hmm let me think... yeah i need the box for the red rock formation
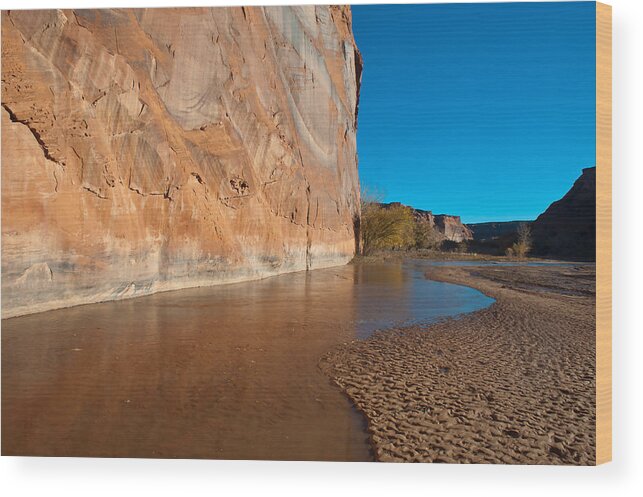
[531,167,596,261]
[1,7,362,317]
[378,203,473,243]
[432,214,473,243]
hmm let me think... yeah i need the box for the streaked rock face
[431,214,473,243]
[414,209,473,243]
[1,6,362,318]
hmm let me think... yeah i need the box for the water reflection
[2,261,493,460]
[352,260,494,338]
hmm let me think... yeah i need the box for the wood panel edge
[595,0,612,466]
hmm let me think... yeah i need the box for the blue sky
[352,2,596,223]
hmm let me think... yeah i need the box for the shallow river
[2,260,494,460]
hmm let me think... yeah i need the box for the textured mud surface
[321,264,596,464]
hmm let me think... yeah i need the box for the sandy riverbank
[320,264,596,464]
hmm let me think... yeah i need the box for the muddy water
[2,260,493,460]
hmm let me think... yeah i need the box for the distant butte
[378,202,473,243]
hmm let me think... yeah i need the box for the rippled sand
[321,264,596,464]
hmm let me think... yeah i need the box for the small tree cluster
[414,218,442,250]
[506,223,532,258]
[360,203,415,255]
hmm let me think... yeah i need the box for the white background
[0,0,641,495]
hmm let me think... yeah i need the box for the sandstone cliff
[531,167,596,261]
[1,7,362,318]
[431,213,473,243]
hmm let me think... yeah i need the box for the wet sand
[321,264,596,464]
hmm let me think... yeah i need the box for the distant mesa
[467,221,530,242]
[377,202,473,243]
[466,167,596,261]
[379,166,596,261]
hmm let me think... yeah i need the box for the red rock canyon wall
[1,7,362,317]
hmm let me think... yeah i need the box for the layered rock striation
[431,213,473,243]
[1,7,362,318]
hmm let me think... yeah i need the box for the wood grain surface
[596,1,612,465]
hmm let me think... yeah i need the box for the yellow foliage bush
[360,203,415,255]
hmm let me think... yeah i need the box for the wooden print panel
[1,2,612,465]
[596,1,612,465]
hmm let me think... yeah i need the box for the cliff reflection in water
[2,261,493,460]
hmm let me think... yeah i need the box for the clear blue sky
[352,2,596,223]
